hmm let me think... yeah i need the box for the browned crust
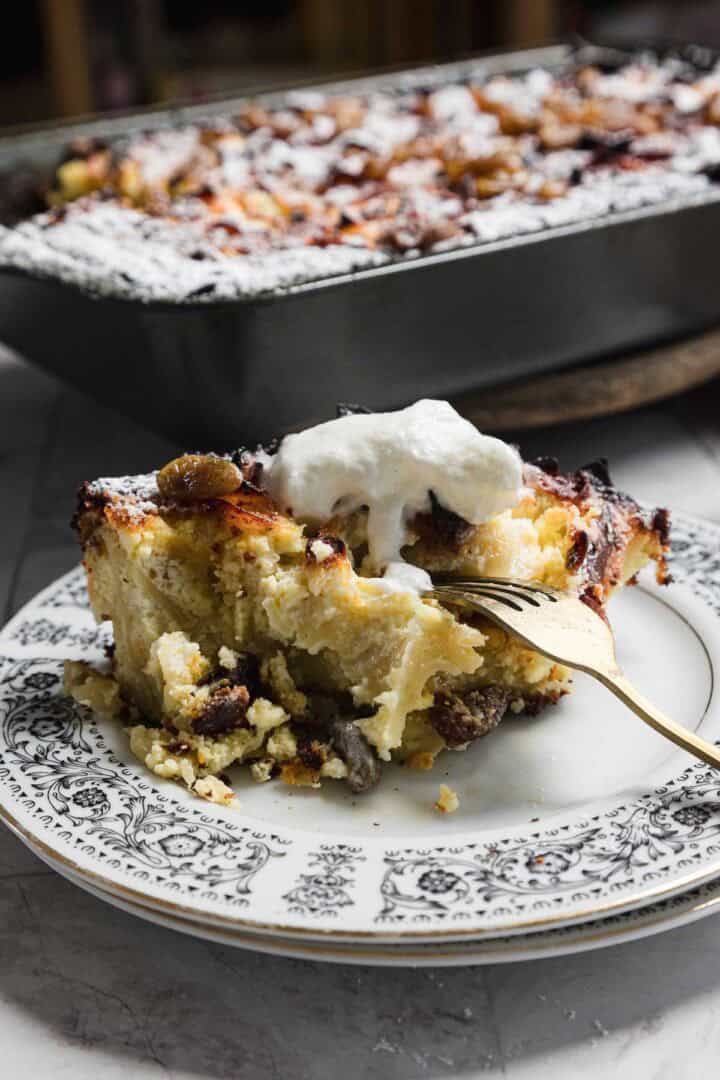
[72,450,670,603]
[409,456,669,599]
[305,534,348,570]
[526,457,670,596]
[529,457,647,523]
[73,473,282,541]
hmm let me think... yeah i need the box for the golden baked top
[46,60,720,253]
[74,446,670,603]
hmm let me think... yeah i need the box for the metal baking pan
[1,42,720,447]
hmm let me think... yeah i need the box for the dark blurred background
[4,1,720,131]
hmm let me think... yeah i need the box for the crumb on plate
[435,783,459,814]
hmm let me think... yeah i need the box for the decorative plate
[2,510,720,945]
[29,843,720,966]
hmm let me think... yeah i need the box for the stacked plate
[2,510,720,966]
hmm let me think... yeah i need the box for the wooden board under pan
[456,326,720,432]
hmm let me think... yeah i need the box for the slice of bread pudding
[67,408,668,806]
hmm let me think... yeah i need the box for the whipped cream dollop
[265,399,523,594]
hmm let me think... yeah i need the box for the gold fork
[426,575,720,769]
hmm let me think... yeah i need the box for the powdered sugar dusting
[86,472,159,510]
[463,169,710,240]
[0,169,710,303]
[591,64,671,104]
[127,128,201,185]
[482,68,553,115]
[0,205,385,302]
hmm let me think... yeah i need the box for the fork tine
[465,585,540,608]
[430,574,559,601]
[435,579,543,606]
[475,576,556,596]
[462,588,526,611]
[479,584,542,607]
[430,585,525,612]
[430,574,559,598]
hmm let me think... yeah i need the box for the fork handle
[597,671,720,770]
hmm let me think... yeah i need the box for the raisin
[228,652,263,699]
[566,529,589,571]
[329,718,380,793]
[157,454,242,502]
[428,491,474,547]
[430,686,510,748]
[303,694,380,792]
[193,685,250,736]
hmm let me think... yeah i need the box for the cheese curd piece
[435,783,460,814]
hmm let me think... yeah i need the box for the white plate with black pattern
[2,510,720,951]
[25,843,720,966]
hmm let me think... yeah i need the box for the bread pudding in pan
[66,402,669,807]
[4,55,720,301]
